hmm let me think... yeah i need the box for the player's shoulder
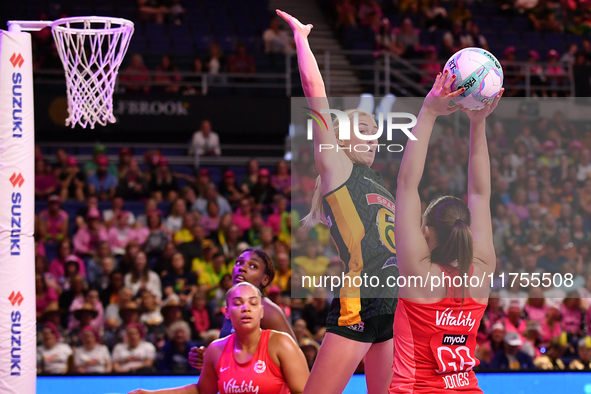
[208,335,231,353]
[268,329,297,349]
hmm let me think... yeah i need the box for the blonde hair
[301,109,375,228]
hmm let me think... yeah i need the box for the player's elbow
[303,81,326,97]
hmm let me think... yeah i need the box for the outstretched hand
[422,70,465,117]
[462,88,505,124]
[276,9,313,38]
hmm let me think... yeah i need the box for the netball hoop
[8,16,134,129]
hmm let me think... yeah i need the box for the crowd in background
[35,103,591,374]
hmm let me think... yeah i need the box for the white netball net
[51,17,134,129]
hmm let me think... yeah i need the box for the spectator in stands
[158,320,195,373]
[117,158,147,200]
[199,201,221,237]
[420,46,441,86]
[73,209,108,257]
[390,18,420,58]
[70,289,104,331]
[240,159,260,194]
[537,238,568,274]
[242,211,263,246]
[526,49,547,97]
[36,273,59,320]
[162,252,197,304]
[218,223,242,262]
[190,119,221,160]
[335,0,357,29]
[174,212,197,245]
[227,44,256,74]
[561,43,578,67]
[442,21,468,58]
[301,287,330,341]
[187,291,212,341]
[149,157,178,201]
[490,331,535,370]
[59,156,86,201]
[504,302,527,335]
[294,240,330,288]
[142,210,170,264]
[108,211,146,256]
[423,0,450,31]
[88,156,118,201]
[120,241,141,276]
[73,325,112,373]
[524,287,549,324]
[112,323,156,372]
[205,42,226,78]
[562,294,585,340]
[84,146,118,177]
[507,188,530,220]
[272,251,291,293]
[167,0,185,24]
[462,20,489,50]
[35,159,59,200]
[50,238,87,284]
[154,55,181,94]
[266,194,291,237]
[121,53,151,94]
[182,57,203,96]
[118,148,133,174]
[250,168,277,214]
[39,195,68,244]
[192,183,232,217]
[177,224,205,267]
[105,287,133,331]
[38,323,73,374]
[546,50,566,97]
[271,160,291,197]
[218,170,243,209]
[255,226,275,259]
[103,196,135,228]
[358,0,383,27]
[540,307,564,346]
[569,336,591,370]
[534,336,567,370]
[198,252,230,298]
[140,289,163,327]
[138,0,168,23]
[450,0,472,25]
[166,198,188,234]
[124,251,162,300]
[300,337,320,371]
[572,214,590,247]
[232,197,253,232]
[263,18,295,55]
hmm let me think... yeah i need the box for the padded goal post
[0,30,36,394]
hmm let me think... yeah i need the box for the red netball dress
[390,265,487,393]
[216,330,289,394]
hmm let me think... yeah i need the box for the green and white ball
[443,47,504,110]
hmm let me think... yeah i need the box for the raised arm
[462,90,504,275]
[276,10,349,187]
[395,72,463,297]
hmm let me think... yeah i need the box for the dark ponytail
[424,196,473,302]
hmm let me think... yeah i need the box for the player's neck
[235,328,262,353]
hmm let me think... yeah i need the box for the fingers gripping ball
[443,47,504,110]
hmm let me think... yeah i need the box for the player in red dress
[390,73,503,393]
[128,282,309,394]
